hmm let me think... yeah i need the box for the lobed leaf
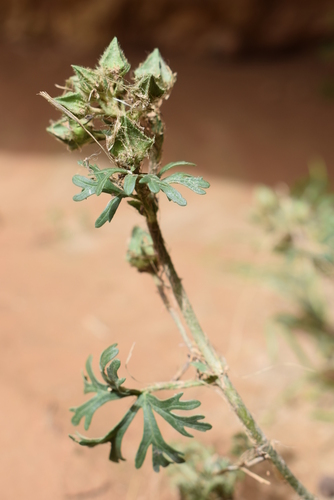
[164,172,210,195]
[139,174,187,206]
[95,196,122,228]
[158,161,196,178]
[99,344,126,389]
[70,355,125,431]
[70,345,212,472]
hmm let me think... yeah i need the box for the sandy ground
[1,46,334,499]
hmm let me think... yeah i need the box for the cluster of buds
[44,37,176,170]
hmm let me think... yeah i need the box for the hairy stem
[141,198,315,499]
[143,378,207,393]
[152,274,194,352]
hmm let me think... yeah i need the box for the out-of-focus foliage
[167,440,244,500]
[249,163,334,417]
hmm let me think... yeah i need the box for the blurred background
[1,2,334,500]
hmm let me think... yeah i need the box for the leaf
[99,344,126,389]
[164,172,210,195]
[70,355,125,431]
[158,161,196,178]
[139,174,187,206]
[136,393,211,471]
[99,37,130,75]
[95,196,122,228]
[94,167,128,196]
[72,174,123,202]
[72,175,97,201]
[54,92,87,117]
[123,174,138,195]
[127,199,143,214]
[159,182,187,206]
[135,395,184,471]
[70,399,141,463]
[70,345,212,472]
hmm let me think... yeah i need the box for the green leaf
[123,174,138,195]
[139,174,187,206]
[72,391,211,472]
[99,37,130,76]
[94,167,128,196]
[70,356,125,431]
[99,344,126,389]
[54,92,87,117]
[70,399,141,463]
[72,173,124,202]
[72,175,97,201]
[164,173,210,195]
[109,116,154,167]
[95,196,122,228]
[70,344,212,471]
[127,199,143,214]
[159,182,187,206]
[158,161,196,178]
[136,393,211,471]
[134,48,175,90]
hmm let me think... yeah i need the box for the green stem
[143,378,206,393]
[152,274,194,352]
[143,207,316,499]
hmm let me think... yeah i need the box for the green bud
[126,226,158,273]
[99,37,130,76]
[134,48,176,91]
[47,118,92,150]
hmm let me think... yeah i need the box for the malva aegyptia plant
[40,38,317,499]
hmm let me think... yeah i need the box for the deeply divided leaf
[158,161,196,178]
[164,172,210,195]
[71,345,212,472]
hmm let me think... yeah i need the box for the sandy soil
[1,46,334,499]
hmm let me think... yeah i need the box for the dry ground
[1,45,334,499]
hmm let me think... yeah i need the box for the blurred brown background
[1,2,334,500]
